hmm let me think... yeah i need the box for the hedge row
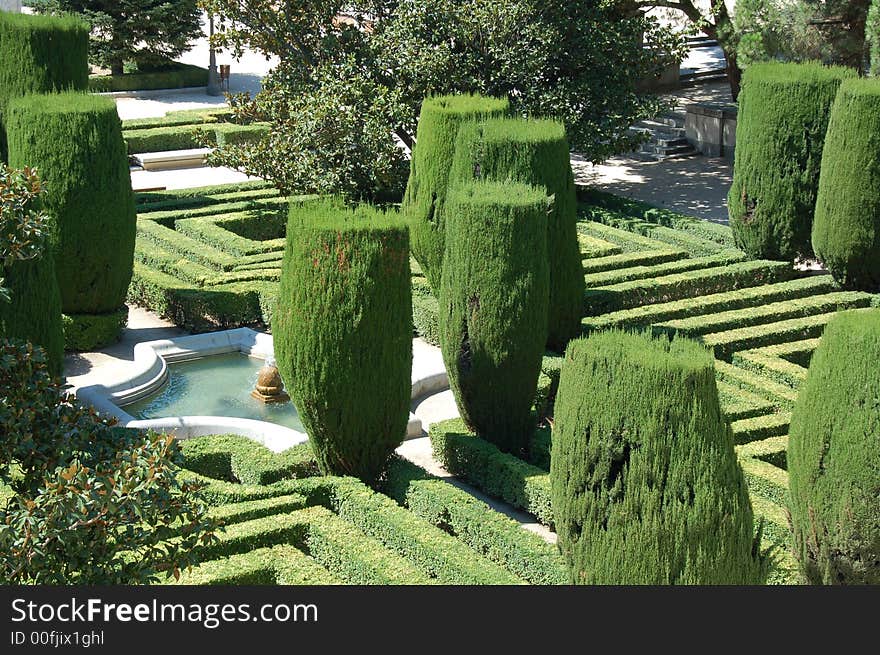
[172,544,340,585]
[175,218,285,257]
[428,419,553,527]
[137,197,290,224]
[583,251,746,288]
[124,122,269,155]
[179,435,318,485]
[578,188,737,248]
[658,291,873,337]
[731,349,810,389]
[62,306,129,352]
[583,259,795,316]
[583,205,734,256]
[581,249,686,275]
[89,62,208,92]
[582,275,838,332]
[385,458,567,585]
[717,380,778,421]
[134,239,279,287]
[730,412,791,445]
[137,220,239,271]
[714,360,799,409]
[578,220,675,253]
[701,310,845,358]
[736,435,789,471]
[577,233,622,258]
[135,179,273,204]
[127,262,268,332]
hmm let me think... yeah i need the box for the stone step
[639,143,696,157]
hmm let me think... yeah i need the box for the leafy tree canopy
[201,0,684,200]
[33,0,204,74]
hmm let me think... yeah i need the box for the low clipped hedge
[89,62,208,92]
[429,419,553,527]
[62,306,129,351]
[788,308,880,584]
[122,107,232,131]
[551,331,766,584]
[124,122,270,154]
[728,62,854,261]
[385,458,567,585]
[179,435,318,485]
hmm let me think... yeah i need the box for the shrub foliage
[439,181,549,455]
[6,92,137,346]
[812,78,880,292]
[728,62,854,261]
[450,117,584,351]
[550,330,766,584]
[274,200,412,487]
[402,94,510,292]
[788,309,880,584]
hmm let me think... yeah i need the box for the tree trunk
[110,60,124,76]
[724,47,742,101]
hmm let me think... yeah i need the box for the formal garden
[1,5,879,587]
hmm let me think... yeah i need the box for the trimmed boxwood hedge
[440,181,549,455]
[89,62,208,92]
[274,200,412,486]
[7,92,137,348]
[813,78,880,292]
[402,94,510,292]
[61,306,129,352]
[551,331,766,584]
[788,308,880,584]
[727,62,855,261]
[0,12,88,161]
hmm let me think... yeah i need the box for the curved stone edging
[74,328,449,452]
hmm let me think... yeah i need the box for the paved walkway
[573,81,734,223]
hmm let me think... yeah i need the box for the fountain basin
[74,328,448,452]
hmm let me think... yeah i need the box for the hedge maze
[129,181,879,584]
[167,435,566,586]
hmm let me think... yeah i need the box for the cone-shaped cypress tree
[0,254,64,377]
[728,62,854,261]
[449,118,584,351]
[788,309,880,584]
[273,200,412,487]
[812,79,880,292]
[0,12,88,161]
[402,94,510,292]
[6,93,136,349]
[550,330,766,584]
[440,181,549,455]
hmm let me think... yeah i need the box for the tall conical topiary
[402,94,510,292]
[812,79,880,292]
[0,12,89,161]
[0,254,63,377]
[6,93,137,349]
[273,199,412,487]
[440,181,549,456]
[788,309,880,584]
[449,118,584,352]
[728,62,855,261]
[550,330,766,585]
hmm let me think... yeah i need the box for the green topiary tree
[788,308,880,584]
[440,181,549,456]
[273,199,412,487]
[728,62,855,261]
[550,330,766,584]
[402,94,510,292]
[0,12,88,161]
[6,92,136,349]
[812,78,880,292]
[869,0,880,76]
[449,118,584,351]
